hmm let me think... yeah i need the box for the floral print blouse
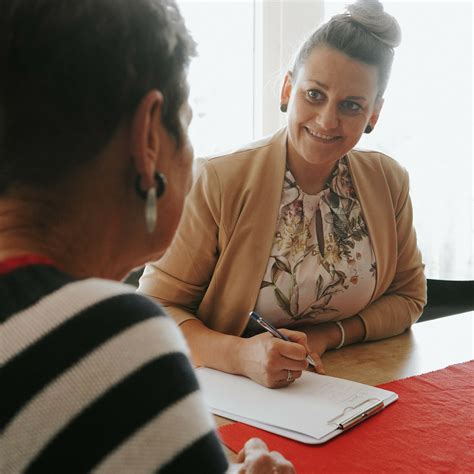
[250,156,376,332]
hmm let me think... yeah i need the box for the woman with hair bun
[139,0,426,388]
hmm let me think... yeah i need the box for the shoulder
[206,128,284,163]
[348,149,409,191]
[40,276,169,330]
[64,277,166,314]
[2,273,224,472]
[53,280,227,472]
[194,128,287,180]
[3,273,187,371]
[63,277,187,350]
[349,149,408,176]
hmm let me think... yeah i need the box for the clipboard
[196,368,398,444]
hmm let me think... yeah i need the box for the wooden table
[215,311,473,460]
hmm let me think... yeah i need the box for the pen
[249,311,318,367]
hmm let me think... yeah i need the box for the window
[178,0,473,279]
[177,1,255,157]
[177,0,323,153]
[324,1,473,279]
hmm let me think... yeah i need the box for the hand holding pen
[246,311,325,387]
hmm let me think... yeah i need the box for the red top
[0,255,56,276]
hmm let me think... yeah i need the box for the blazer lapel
[245,128,288,315]
[347,151,396,302]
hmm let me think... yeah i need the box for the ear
[130,90,164,190]
[280,71,293,106]
[368,96,384,130]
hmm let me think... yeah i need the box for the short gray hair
[0,0,196,194]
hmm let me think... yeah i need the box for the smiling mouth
[305,127,341,142]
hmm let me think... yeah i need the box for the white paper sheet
[197,368,398,444]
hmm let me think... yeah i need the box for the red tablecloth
[219,361,474,473]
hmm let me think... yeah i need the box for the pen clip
[329,399,385,431]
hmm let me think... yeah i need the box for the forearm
[359,291,425,341]
[179,318,245,374]
[357,173,426,341]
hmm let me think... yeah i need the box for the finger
[280,355,308,371]
[237,438,268,463]
[305,350,325,374]
[243,437,268,455]
[280,369,303,383]
[309,352,326,374]
[276,340,309,366]
[236,437,268,465]
[270,451,296,473]
[278,329,313,365]
[268,377,296,389]
[279,328,311,353]
[236,447,246,463]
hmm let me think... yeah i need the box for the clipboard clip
[330,399,385,431]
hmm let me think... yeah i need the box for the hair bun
[346,0,401,48]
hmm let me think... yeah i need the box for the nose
[315,103,339,130]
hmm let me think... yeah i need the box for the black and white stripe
[0,264,75,323]
[1,265,228,473]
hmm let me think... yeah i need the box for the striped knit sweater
[0,258,229,473]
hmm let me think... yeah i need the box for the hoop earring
[280,103,288,113]
[135,172,167,234]
[364,124,373,134]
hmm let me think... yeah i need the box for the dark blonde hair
[292,0,401,96]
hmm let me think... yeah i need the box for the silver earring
[145,186,157,234]
[135,172,167,234]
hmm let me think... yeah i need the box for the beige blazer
[139,128,426,341]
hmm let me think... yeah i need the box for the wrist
[232,336,249,375]
[326,321,344,350]
[334,321,345,349]
[307,322,341,351]
[331,315,366,349]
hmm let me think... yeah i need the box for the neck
[286,145,340,195]
[0,129,164,281]
[0,200,127,280]
[0,170,145,281]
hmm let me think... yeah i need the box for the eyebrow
[309,80,368,102]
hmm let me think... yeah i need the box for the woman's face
[282,45,383,167]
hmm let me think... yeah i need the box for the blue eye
[340,101,362,112]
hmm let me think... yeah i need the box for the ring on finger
[286,370,293,382]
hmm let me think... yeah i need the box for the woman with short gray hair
[0,0,294,472]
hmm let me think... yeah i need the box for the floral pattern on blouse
[253,156,376,329]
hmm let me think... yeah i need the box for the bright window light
[324,1,473,279]
[177,0,472,279]
[177,1,255,157]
